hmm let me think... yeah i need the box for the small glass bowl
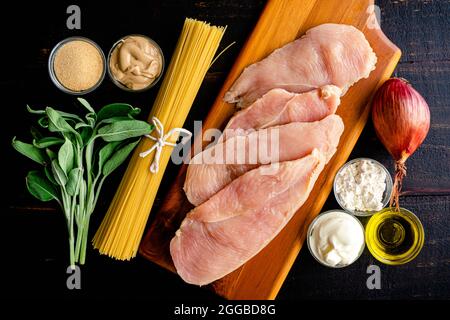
[306,210,366,268]
[107,34,165,92]
[48,36,106,95]
[365,207,425,265]
[333,157,393,217]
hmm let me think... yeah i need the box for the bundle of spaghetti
[92,18,226,260]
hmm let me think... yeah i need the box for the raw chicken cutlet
[172,150,326,285]
[219,85,341,142]
[184,114,344,205]
[224,23,377,107]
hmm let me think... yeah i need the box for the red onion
[372,78,430,210]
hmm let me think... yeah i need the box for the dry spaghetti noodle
[92,18,226,260]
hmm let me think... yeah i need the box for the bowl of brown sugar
[49,37,106,95]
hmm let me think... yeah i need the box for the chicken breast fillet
[220,85,341,142]
[184,114,344,206]
[224,23,377,107]
[171,150,326,285]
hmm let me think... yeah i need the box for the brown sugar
[53,40,104,92]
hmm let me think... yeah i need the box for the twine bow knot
[139,117,192,173]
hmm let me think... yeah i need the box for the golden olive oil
[365,207,424,265]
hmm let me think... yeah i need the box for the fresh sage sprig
[12,98,153,267]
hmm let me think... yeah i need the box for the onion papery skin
[371,78,430,209]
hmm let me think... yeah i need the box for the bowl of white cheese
[333,158,393,217]
[307,210,365,268]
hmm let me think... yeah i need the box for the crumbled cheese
[335,159,387,212]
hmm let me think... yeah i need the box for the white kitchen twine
[139,117,192,173]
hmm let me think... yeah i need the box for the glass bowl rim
[364,207,425,265]
[333,157,394,217]
[48,36,106,95]
[106,34,165,92]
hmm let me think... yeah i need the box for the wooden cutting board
[139,0,400,300]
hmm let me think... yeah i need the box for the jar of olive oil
[365,207,424,265]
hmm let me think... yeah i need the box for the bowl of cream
[333,158,393,217]
[307,210,365,268]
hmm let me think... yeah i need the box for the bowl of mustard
[107,34,164,92]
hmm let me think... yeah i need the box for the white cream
[335,159,387,212]
[309,211,364,267]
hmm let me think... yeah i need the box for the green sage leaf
[36,105,84,122]
[97,116,132,126]
[46,148,57,161]
[27,105,46,115]
[78,98,97,127]
[26,170,60,202]
[75,122,92,130]
[45,166,58,185]
[58,138,74,174]
[58,111,84,122]
[67,168,82,196]
[80,127,93,146]
[30,105,81,120]
[77,98,96,114]
[33,137,64,148]
[12,137,47,165]
[103,139,140,177]
[97,103,141,122]
[86,114,96,127]
[98,141,121,172]
[97,120,152,142]
[27,103,82,123]
[38,116,49,128]
[51,159,67,186]
[46,107,76,134]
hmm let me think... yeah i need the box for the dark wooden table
[1,0,449,300]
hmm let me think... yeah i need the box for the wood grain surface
[1,0,449,300]
[139,0,401,300]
